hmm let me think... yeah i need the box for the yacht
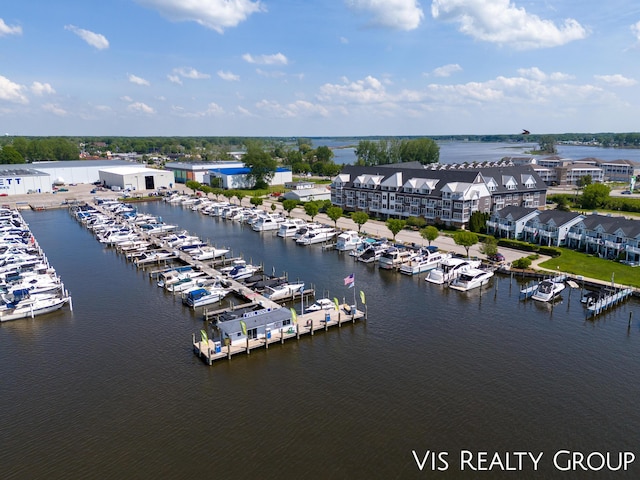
[449,267,494,291]
[399,249,449,275]
[531,279,566,302]
[356,241,389,263]
[305,298,335,313]
[335,230,362,251]
[377,247,416,270]
[252,214,284,232]
[425,257,482,285]
[295,226,336,246]
[277,218,307,238]
[263,282,306,301]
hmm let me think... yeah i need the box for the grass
[538,247,640,288]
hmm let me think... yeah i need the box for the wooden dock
[193,305,366,365]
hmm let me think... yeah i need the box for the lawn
[538,247,640,288]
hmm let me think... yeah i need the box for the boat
[157,268,203,288]
[295,226,336,246]
[305,298,335,313]
[355,241,389,263]
[0,290,70,322]
[399,249,449,275]
[188,246,230,261]
[377,247,415,270]
[277,219,308,238]
[335,230,362,251]
[252,214,284,232]
[425,257,482,285]
[449,267,494,291]
[262,282,305,301]
[182,285,230,308]
[226,263,261,281]
[530,278,566,302]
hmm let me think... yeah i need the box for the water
[316,138,640,165]
[2,203,640,479]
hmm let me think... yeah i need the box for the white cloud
[171,67,210,80]
[256,69,285,78]
[256,99,330,118]
[345,0,424,31]
[242,53,288,65]
[120,95,133,102]
[594,74,637,87]
[167,74,182,85]
[127,102,155,114]
[64,25,109,50]
[632,21,640,42]
[31,81,55,96]
[517,67,573,82]
[340,36,349,44]
[128,74,150,86]
[136,0,265,34]
[42,103,67,116]
[318,76,388,104]
[431,0,588,49]
[433,64,462,77]
[0,18,22,36]
[218,70,240,81]
[0,75,28,104]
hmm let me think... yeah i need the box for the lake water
[315,138,640,165]
[1,202,640,479]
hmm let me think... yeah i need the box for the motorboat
[449,267,494,291]
[262,282,305,301]
[335,230,362,251]
[188,246,230,261]
[295,226,336,246]
[425,257,482,285]
[530,278,566,302]
[157,268,203,288]
[277,219,307,238]
[377,247,415,270]
[182,285,231,309]
[0,290,70,322]
[399,249,449,275]
[252,214,284,232]
[356,241,389,263]
[226,263,261,281]
[305,298,335,313]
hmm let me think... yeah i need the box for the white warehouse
[98,167,174,191]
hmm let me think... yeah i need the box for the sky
[2,0,640,137]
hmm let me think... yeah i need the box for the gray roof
[493,206,537,221]
[579,214,640,238]
[533,210,583,226]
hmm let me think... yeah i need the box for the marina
[3,200,640,479]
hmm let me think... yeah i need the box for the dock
[193,305,366,365]
[587,288,634,317]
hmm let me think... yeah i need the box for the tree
[282,199,298,217]
[537,136,557,154]
[270,203,277,213]
[479,236,499,257]
[250,195,263,208]
[453,231,479,258]
[468,211,489,233]
[580,183,611,209]
[235,191,246,206]
[326,206,343,228]
[351,211,369,233]
[185,180,201,194]
[0,145,25,164]
[420,225,439,246]
[385,218,406,242]
[304,202,319,221]
[243,141,278,189]
[512,257,532,269]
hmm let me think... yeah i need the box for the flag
[333,297,340,311]
[344,273,355,287]
[240,320,247,336]
[200,329,208,344]
[290,307,297,323]
[360,290,366,305]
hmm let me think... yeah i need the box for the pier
[193,305,366,365]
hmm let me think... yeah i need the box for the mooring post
[246,336,250,354]
[629,311,633,329]
[310,319,314,335]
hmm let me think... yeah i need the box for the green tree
[468,211,489,233]
[250,195,263,208]
[0,145,25,164]
[453,231,479,258]
[326,206,343,228]
[479,236,499,257]
[351,211,369,233]
[315,145,334,163]
[406,216,427,229]
[235,191,246,206]
[243,141,278,189]
[537,136,557,154]
[386,218,406,242]
[580,183,611,209]
[304,202,319,221]
[420,225,439,246]
[512,257,532,269]
[270,203,277,213]
[282,199,298,217]
[185,180,201,194]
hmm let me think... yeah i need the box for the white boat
[182,285,230,308]
[188,246,230,261]
[166,276,212,294]
[335,230,362,251]
[530,279,566,302]
[277,219,307,238]
[425,257,482,285]
[295,226,336,245]
[226,264,261,281]
[399,249,449,275]
[356,241,389,263]
[449,267,494,291]
[377,247,415,270]
[0,291,70,322]
[157,269,203,288]
[305,298,335,313]
[252,214,284,232]
[263,282,305,301]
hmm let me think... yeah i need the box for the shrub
[538,246,562,257]
[512,257,532,269]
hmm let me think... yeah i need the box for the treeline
[0,137,79,163]
[354,137,439,166]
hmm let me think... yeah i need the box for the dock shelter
[216,307,294,346]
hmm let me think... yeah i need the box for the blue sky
[2,0,640,137]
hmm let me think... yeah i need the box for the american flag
[344,273,355,287]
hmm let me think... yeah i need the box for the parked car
[488,253,505,263]
[621,190,632,195]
